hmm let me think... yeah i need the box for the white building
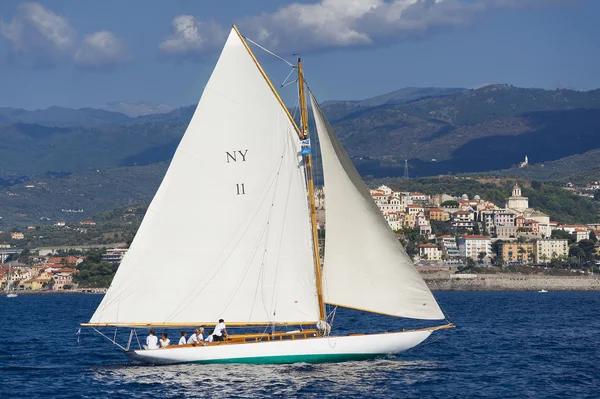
[376,185,392,196]
[437,235,460,259]
[574,228,590,242]
[458,235,492,261]
[506,184,529,212]
[535,239,568,263]
[419,243,442,261]
[523,210,550,238]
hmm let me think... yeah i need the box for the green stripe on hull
[190,353,386,365]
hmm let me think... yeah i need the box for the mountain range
[1,84,600,225]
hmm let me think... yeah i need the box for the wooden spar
[231,24,303,140]
[232,24,324,322]
[297,58,326,322]
[81,321,318,328]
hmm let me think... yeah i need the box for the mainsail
[309,92,445,320]
[90,28,319,326]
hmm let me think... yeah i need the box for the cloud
[74,31,128,69]
[160,0,576,58]
[0,2,128,69]
[0,2,76,64]
[158,15,226,59]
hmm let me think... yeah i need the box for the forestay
[90,29,319,326]
[309,92,445,320]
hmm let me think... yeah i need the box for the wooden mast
[232,25,303,138]
[297,57,326,322]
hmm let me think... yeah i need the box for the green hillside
[0,163,166,226]
[1,85,600,180]
[482,149,600,183]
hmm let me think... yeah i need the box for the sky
[0,0,598,110]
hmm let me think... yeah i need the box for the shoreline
[423,273,600,291]
[7,275,600,295]
[5,289,106,295]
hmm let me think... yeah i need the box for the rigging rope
[243,36,295,67]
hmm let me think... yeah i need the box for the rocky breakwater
[423,273,600,291]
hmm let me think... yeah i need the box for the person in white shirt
[178,331,187,345]
[211,319,228,342]
[187,328,204,345]
[159,333,170,348]
[145,330,159,350]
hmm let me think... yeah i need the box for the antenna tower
[403,159,409,180]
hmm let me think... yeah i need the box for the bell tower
[512,183,521,197]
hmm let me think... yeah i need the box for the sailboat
[81,25,453,365]
[6,266,17,298]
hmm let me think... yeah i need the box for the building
[52,273,73,290]
[516,216,540,234]
[499,242,535,264]
[535,239,569,263]
[458,235,492,261]
[418,243,442,261]
[383,212,403,231]
[11,232,24,240]
[376,185,392,195]
[426,207,449,222]
[378,197,403,213]
[409,192,429,206]
[506,184,529,212]
[451,210,475,230]
[437,235,460,259]
[574,228,590,242]
[101,249,128,264]
[406,205,425,215]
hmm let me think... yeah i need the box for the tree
[578,239,596,260]
[472,222,481,235]
[590,230,598,243]
[478,251,487,264]
[518,247,526,264]
[594,190,600,201]
[491,240,503,257]
[431,221,453,236]
[551,229,576,244]
[465,258,476,267]
[531,181,542,190]
[517,236,527,243]
[18,247,31,262]
[569,245,584,259]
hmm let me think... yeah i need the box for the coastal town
[317,182,600,270]
[2,181,600,293]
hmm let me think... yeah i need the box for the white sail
[309,92,444,320]
[90,28,319,326]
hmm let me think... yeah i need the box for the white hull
[6,293,17,298]
[126,330,432,365]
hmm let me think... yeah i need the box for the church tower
[506,183,529,212]
[512,183,521,197]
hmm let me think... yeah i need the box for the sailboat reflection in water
[81,25,454,365]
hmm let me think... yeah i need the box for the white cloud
[158,15,226,59]
[160,0,576,58]
[0,2,76,64]
[74,31,127,69]
[0,2,128,69]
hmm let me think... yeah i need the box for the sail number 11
[227,150,248,196]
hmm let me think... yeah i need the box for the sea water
[1,292,599,398]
